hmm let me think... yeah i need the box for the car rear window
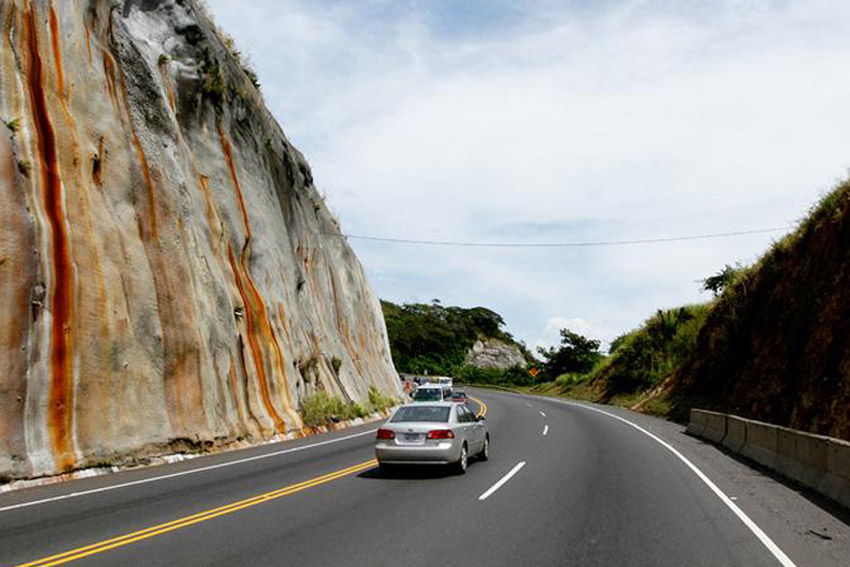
[391,406,451,423]
[412,388,443,401]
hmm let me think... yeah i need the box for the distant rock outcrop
[465,338,527,370]
[0,0,399,481]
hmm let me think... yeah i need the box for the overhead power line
[325,226,794,248]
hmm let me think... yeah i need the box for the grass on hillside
[511,304,711,417]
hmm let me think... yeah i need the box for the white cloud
[206,0,850,347]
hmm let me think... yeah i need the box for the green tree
[702,264,742,296]
[537,329,602,381]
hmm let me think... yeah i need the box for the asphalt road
[1,389,848,567]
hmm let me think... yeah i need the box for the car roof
[399,401,454,408]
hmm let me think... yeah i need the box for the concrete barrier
[775,427,830,489]
[685,409,708,438]
[688,409,850,512]
[695,410,727,444]
[822,439,850,507]
[741,419,778,470]
[722,416,747,453]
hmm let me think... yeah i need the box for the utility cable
[322,226,793,248]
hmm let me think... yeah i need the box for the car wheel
[453,444,468,475]
[479,435,489,461]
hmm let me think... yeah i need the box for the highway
[1,389,848,567]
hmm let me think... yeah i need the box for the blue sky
[205,0,850,350]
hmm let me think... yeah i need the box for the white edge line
[543,425,549,436]
[0,428,379,514]
[539,410,547,417]
[558,401,798,567]
[478,461,526,501]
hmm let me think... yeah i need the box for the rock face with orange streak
[0,0,400,480]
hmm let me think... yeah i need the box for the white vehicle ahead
[411,384,451,402]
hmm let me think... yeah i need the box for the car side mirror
[477,416,486,421]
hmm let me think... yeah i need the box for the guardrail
[687,409,850,511]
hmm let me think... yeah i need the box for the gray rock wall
[0,0,399,480]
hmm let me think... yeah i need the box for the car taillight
[426,429,455,440]
[376,429,395,440]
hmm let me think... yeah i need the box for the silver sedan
[374,402,489,474]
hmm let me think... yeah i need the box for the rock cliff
[0,0,400,480]
[464,338,527,371]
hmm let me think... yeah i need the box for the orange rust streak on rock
[102,51,117,105]
[227,246,286,432]
[131,132,158,240]
[85,25,91,63]
[265,302,297,422]
[26,5,75,472]
[277,304,293,347]
[196,174,222,251]
[48,7,64,100]
[163,74,177,114]
[217,126,251,244]
[218,124,300,425]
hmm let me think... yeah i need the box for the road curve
[0,389,847,567]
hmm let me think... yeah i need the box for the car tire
[479,435,489,461]
[453,444,468,475]
[378,463,394,477]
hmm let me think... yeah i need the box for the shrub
[300,392,372,427]
[349,402,368,419]
[17,159,31,178]
[300,392,334,428]
[201,63,226,110]
[242,65,260,89]
[368,385,396,413]
[554,373,586,389]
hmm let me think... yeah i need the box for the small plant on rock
[4,117,20,133]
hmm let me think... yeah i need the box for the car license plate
[404,433,421,441]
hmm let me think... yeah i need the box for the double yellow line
[10,394,490,567]
[469,396,488,419]
[11,460,377,567]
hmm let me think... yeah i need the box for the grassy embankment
[525,177,850,439]
[522,304,710,415]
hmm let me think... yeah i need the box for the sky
[204,0,850,351]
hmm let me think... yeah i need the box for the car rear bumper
[375,442,460,464]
